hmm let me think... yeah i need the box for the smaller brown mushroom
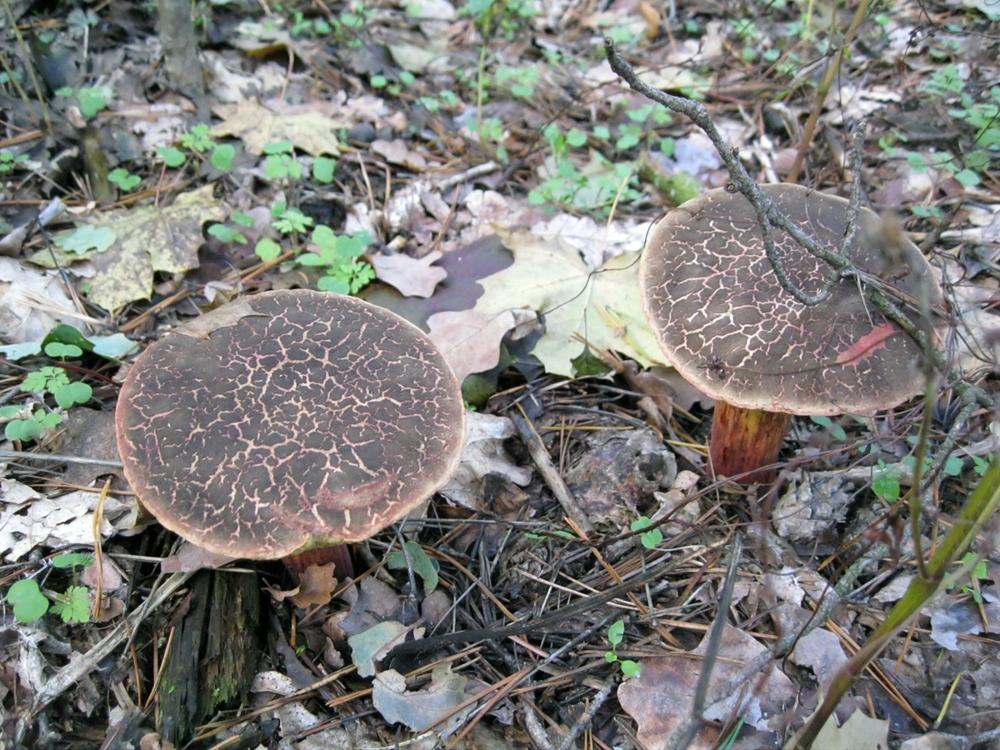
[639,184,941,484]
[116,290,465,576]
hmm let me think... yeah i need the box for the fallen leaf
[530,213,650,270]
[211,99,344,156]
[349,621,407,677]
[387,38,451,74]
[900,733,973,750]
[339,576,404,635]
[371,139,428,171]
[0,482,132,561]
[29,185,227,311]
[440,412,532,510]
[773,470,854,544]
[371,250,447,298]
[426,308,528,384]
[812,708,889,750]
[618,624,796,750]
[373,663,474,734]
[160,542,241,573]
[925,596,1000,650]
[0,257,90,343]
[474,227,665,377]
[287,563,338,607]
[59,410,124,488]
[788,628,848,693]
[359,234,513,328]
[174,297,263,339]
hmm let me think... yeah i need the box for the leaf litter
[1,0,1000,747]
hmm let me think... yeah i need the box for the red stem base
[709,402,792,485]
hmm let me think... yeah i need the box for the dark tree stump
[159,570,259,746]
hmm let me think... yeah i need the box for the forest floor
[2,0,1000,748]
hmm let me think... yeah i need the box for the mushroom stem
[709,402,792,484]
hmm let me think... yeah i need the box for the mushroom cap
[116,290,466,560]
[640,184,941,416]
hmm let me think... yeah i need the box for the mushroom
[640,184,941,484]
[116,290,465,575]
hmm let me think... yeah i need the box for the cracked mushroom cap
[116,290,466,560]
[640,184,941,416]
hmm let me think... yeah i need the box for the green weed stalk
[787,455,1000,749]
[786,0,872,183]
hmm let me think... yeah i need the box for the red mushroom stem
[709,402,792,485]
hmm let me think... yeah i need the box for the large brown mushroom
[116,290,465,574]
[640,184,941,484]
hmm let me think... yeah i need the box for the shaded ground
[1,0,1000,748]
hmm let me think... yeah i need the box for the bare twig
[555,674,618,750]
[668,534,744,750]
[604,39,850,306]
[511,404,595,535]
[786,0,874,184]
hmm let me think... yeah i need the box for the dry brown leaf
[370,250,447,298]
[618,624,795,750]
[371,139,428,171]
[372,663,473,733]
[287,563,338,607]
[211,99,344,156]
[160,542,241,573]
[426,308,529,383]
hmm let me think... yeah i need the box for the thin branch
[668,533,744,750]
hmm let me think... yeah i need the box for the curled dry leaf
[371,139,428,171]
[440,411,532,511]
[265,563,337,608]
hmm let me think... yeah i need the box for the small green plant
[66,7,100,37]
[21,362,93,409]
[948,551,990,603]
[605,619,641,677]
[478,117,508,161]
[971,454,993,478]
[312,155,337,183]
[464,0,537,41]
[54,85,112,118]
[297,226,375,293]
[108,167,141,191]
[7,579,50,622]
[0,151,30,174]
[158,124,235,171]
[6,552,96,624]
[631,516,663,549]
[208,210,256,245]
[494,66,538,98]
[371,69,416,97]
[263,140,304,181]
[270,202,313,236]
[1,352,93,443]
[314,2,370,46]
[290,11,332,36]
[872,460,902,503]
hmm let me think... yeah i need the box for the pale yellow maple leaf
[473,227,667,377]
